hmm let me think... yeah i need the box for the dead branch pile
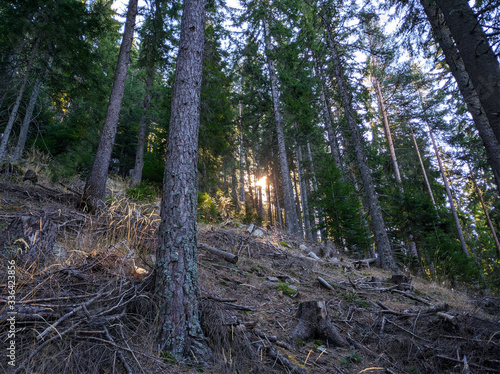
[0,252,167,374]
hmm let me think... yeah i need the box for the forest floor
[0,170,499,374]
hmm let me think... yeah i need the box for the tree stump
[1,215,57,268]
[290,301,347,347]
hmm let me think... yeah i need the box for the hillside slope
[0,176,499,374]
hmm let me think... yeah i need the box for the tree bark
[434,0,500,146]
[410,125,438,212]
[468,164,500,257]
[290,301,347,347]
[322,19,399,272]
[263,18,300,235]
[130,72,153,187]
[155,0,209,360]
[13,77,42,161]
[0,37,39,163]
[311,54,343,172]
[296,143,312,241]
[273,165,284,230]
[427,125,469,257]
[421,0,500,194]
[374,76,402,184]
[81,0,138,211]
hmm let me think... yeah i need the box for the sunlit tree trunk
[0,37,39,163]
[434,0,500,145]
[292,167,304,238]
[130,72,153,187]
[155,0,210,360]
[323,20,399,272]
[263,18,300,235]
[421,0,500,194]
[81,0,138,211]
[13,77,42,161]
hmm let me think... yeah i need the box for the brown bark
[198,243,238,264]
[290,301,347,347]
[263,18,300,235]
[434,0,500,145]
[155,0,209,360]
[421,0,500,194]
[322,17,399,272]
[130,72,153,187]
[81,0,138,211]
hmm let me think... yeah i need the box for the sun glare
[256,176,267,188]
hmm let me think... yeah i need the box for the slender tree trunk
[231,163,240,212]
[427,126,469,257]
[239,101,246,205]
[155,0,209,360]
[373,77,402,184]
[292,167,304,238]
[433,0,500,145]
[263,18,300,235]
[421,0,500,194]
[130,72,153,187]
[322,20,399,272]
[267,172,273,226]
[13,77,42,161]
[306,142,320,241]
[273,166,283,230]
[468,164,500,257]
[410,125,438,211]
[81,0,138,211]
[312,56,343,170]
[0,37,39,163]
[296,143,312,240]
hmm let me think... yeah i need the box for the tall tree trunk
[410,125,438,211]
[306,142,321,241]
[13,77,42,161]
[239,102,246,205]
[155,0,209,360]
[433,0,500,145]
[231,162,240,213]
[292,167,304,238]
[427,125,469,257]
[312,56,343,170]
[468,164,500,257]
[0,37,39,163]
[81,0,138,211]
[296,143,312,241]
[373,76,402,184]
[263,18,300,235]
[267,172,273,226]
[130,72,153,187]
[273,166,284,230]
[421,0,500,194]
[322,18,398,271]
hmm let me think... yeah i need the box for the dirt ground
[1,178,499,374]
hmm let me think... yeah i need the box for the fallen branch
[198,243,238,264]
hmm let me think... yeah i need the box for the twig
[104,326,133,374]
[14,321,82,374]
[36,289,108,341]
[384,319,432,343]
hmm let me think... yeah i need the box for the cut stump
[290,300,347,347]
